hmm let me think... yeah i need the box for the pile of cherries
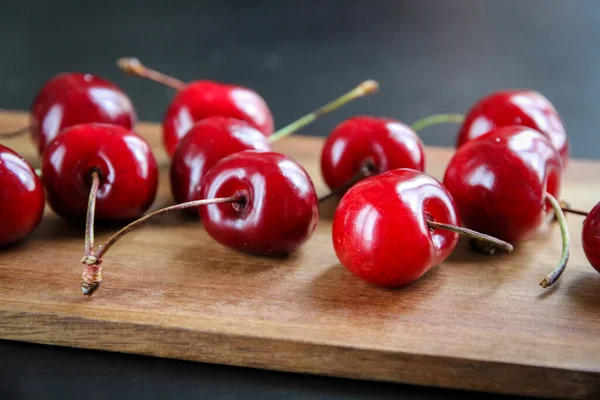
[1,59,598,297]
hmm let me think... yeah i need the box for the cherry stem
[410,114,464,133]
[34,168,42,178]
[116,57,186,91]
[318,160,375,203]
[560,206,588,217]
[540,193,570,289]
[0,125,31,138]
[80,194,244,296]
[427,219,514,253]
[268,80,379,143]
[97,195,244,259]
[84,171,101,256]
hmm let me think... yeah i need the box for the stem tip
[116,57,143,75]
[357,80,379,96]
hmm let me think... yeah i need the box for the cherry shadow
[304,262,440,317]
[565,272,600,314]
[172,239,296,275]
[438,237,523,299]
[317,196,340,221]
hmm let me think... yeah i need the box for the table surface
[2,1,600,399]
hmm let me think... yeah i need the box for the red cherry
[31,75,136,154]
[170,116,271,205]
[0,145,45,247]
[162,80,273,156]
[31,73,113,122]
[199,151,319,255]
[457,90,569,166]
[170,81,380,208]
[41,123,158,221]
[79,150,318,295]
[333,169,460,287]
[444,125,563,243]
[582,202,600,273]
[117,58,273,156]
[320,116,425,193]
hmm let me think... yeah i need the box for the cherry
[443,125,570,287]
[456,90,569,166]
[41,123,158,222]
[2,73,136,154]
[582,202,600,273]
[332,169,511,287]
[79,150,318,295]
[118,58,273,156]
[199,151,319,255]
[320,116,425,196]
[170,117,271,205]
[170,80,378,207]
[0,144,45,247]
[445,126,563,242]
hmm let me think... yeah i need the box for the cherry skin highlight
[0,145,45,247]
[332,169,460,287]
[31,73,136,154]
[199,151,319,255]
[170,116,271,206]
[41,123,158,221]
[321,116,425,192]
[444,125,563,243]
[163,81,273,156]
[582,202,600,273]
[457,90,569,165]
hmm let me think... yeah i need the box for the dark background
[1,0,599,159]
[0,1,597,399]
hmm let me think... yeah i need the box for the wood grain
[1,110,599,399]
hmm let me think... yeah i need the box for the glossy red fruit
[31,73,136,154]
[457,90,569,165]
[199,151,318,255]
[444,125,563,243]
[163,81,273,156]
[321,116,425,191]
[333,168,459,287]
[170,116,271,206]
[582,202,600,273]
[41,123,157,221]
[0,145,45,247]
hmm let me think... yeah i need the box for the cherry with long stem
[81,175,244,296]
[118,57,379,145]
[540,193,571,288]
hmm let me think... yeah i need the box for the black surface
[0,340,529,400]
[0,1,593,399]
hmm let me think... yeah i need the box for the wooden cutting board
[1,110,599,399]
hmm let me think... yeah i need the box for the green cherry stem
[540,193,571,288]
[268,80,379,143]
[117,57,187,91]
[410,114,464,133]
